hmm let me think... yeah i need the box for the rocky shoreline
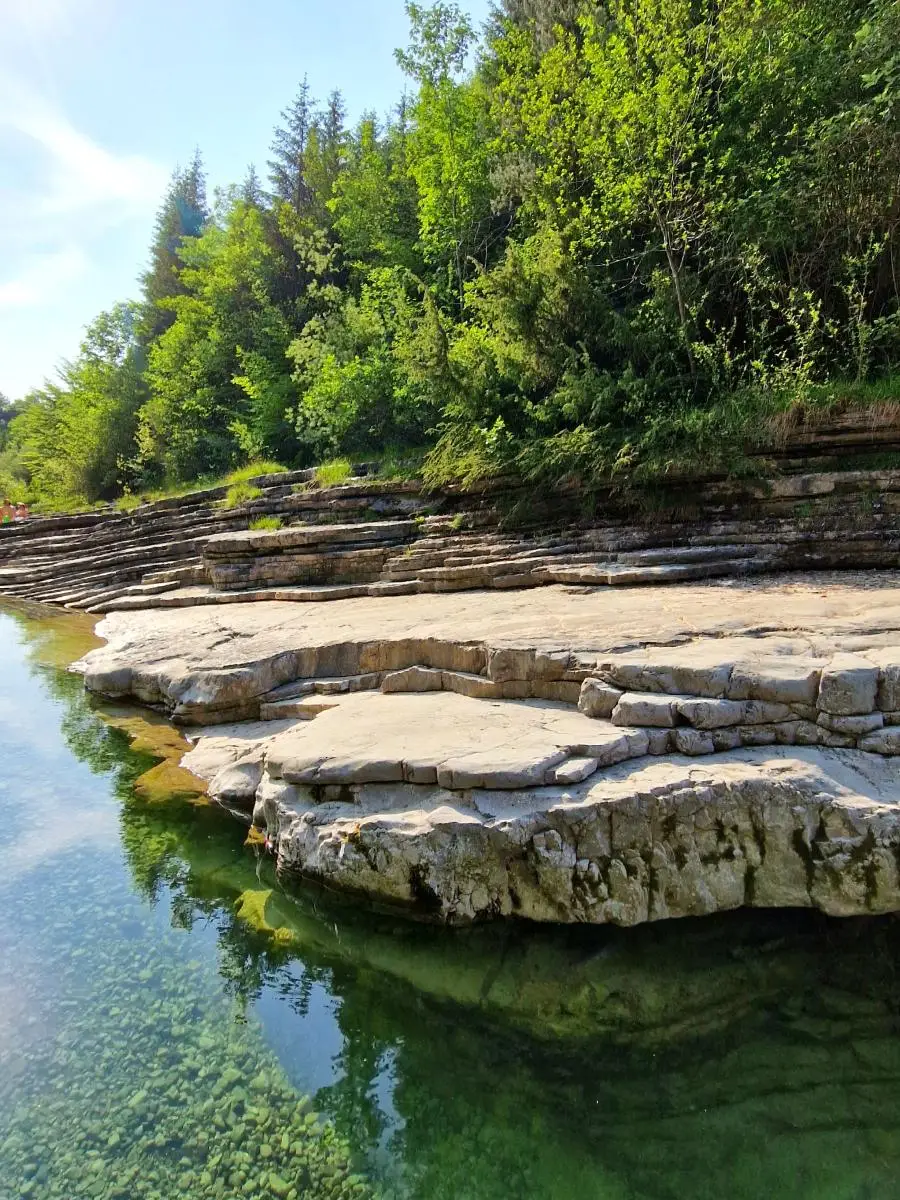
[71,575,900,926]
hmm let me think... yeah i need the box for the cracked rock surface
[73,573,900,925]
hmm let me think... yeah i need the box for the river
[1,603,899,1200]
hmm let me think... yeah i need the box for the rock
[549,757,600,785]
[739,726,778,747]
[676,698,747,729]
[612,694,678,728]
[726,663,821,705]
[646,729,671,755]
[817,654,879,716]
[711,728,741,751]
[578,678,623,719]
[268,747,900,924]
[381,666,443,693]
[859,728,900,755]
[69,579,900,927]
[671,729,716,756]
[676,697,793,730]
[872,656,900,711]
[817,711,884,736]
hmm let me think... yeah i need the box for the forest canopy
[3,0,899,510]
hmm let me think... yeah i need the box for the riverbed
[2,603,900,1200]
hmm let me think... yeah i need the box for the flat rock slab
[258,691,637,789]
[250,741,900,924]
[78,572,900,720]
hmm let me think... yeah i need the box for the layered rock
[6,457,900,616]
[72,575,900,926]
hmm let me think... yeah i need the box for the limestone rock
[612,693,678,728]
[817,655,879,715]
[578,678,623,719]
[817,711,884,736]
[859,728,900,755]
[672,729,716,756]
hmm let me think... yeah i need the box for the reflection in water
[1,603,900,1199]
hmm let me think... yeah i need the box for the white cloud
[0,245,88,308]
[0,75,166,315]
[0,79,167,218]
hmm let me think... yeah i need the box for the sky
[0,0,493,401]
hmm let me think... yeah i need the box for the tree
[267,79,317,215]
[7,304,148,505]
[138,200,298,480]
[141,150,209,339]
[330,112,422,274]
[239,164,267,208]
[398,2,496,307]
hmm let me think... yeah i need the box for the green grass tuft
[249,515,283,531]
[225,460,286,486]
[224,482,264,508]
[314,458,353,488]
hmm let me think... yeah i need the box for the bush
[249,515,283,531]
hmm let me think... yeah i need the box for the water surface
[1,603,900,1200]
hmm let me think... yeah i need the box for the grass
[224,482,263,508]
[116,460,289,510]
[225,460,286,485]
[313,458,353,488]
[116,492,142,514]
[249,515,283,531]
[374,445,429,482]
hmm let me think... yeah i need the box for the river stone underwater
[2,606,900,1200]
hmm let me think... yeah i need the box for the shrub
[249,515,283,531]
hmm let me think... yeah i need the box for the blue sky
[0,0,493,401]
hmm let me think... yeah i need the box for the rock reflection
[3,602,900,1200]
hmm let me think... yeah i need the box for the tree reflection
[14,605,900,1200]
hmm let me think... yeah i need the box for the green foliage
[249,515,283,530]
[8,0,900,512]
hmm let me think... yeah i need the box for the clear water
[2,604,900,1200]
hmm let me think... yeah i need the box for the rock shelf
[4,459,900,614]
[6,454,900,926]
[71,575,900,925]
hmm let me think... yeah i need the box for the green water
[1,607,900,1200]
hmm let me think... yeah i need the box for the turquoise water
[2,605,900,1200]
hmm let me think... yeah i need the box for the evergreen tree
[267,79,316,215]
[239,164,266,208]
[141,149,209,339]
[494,0,583,47]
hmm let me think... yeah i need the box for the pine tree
[267,79,316,214]
[141,149,209,339]
[239,164,266,208]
